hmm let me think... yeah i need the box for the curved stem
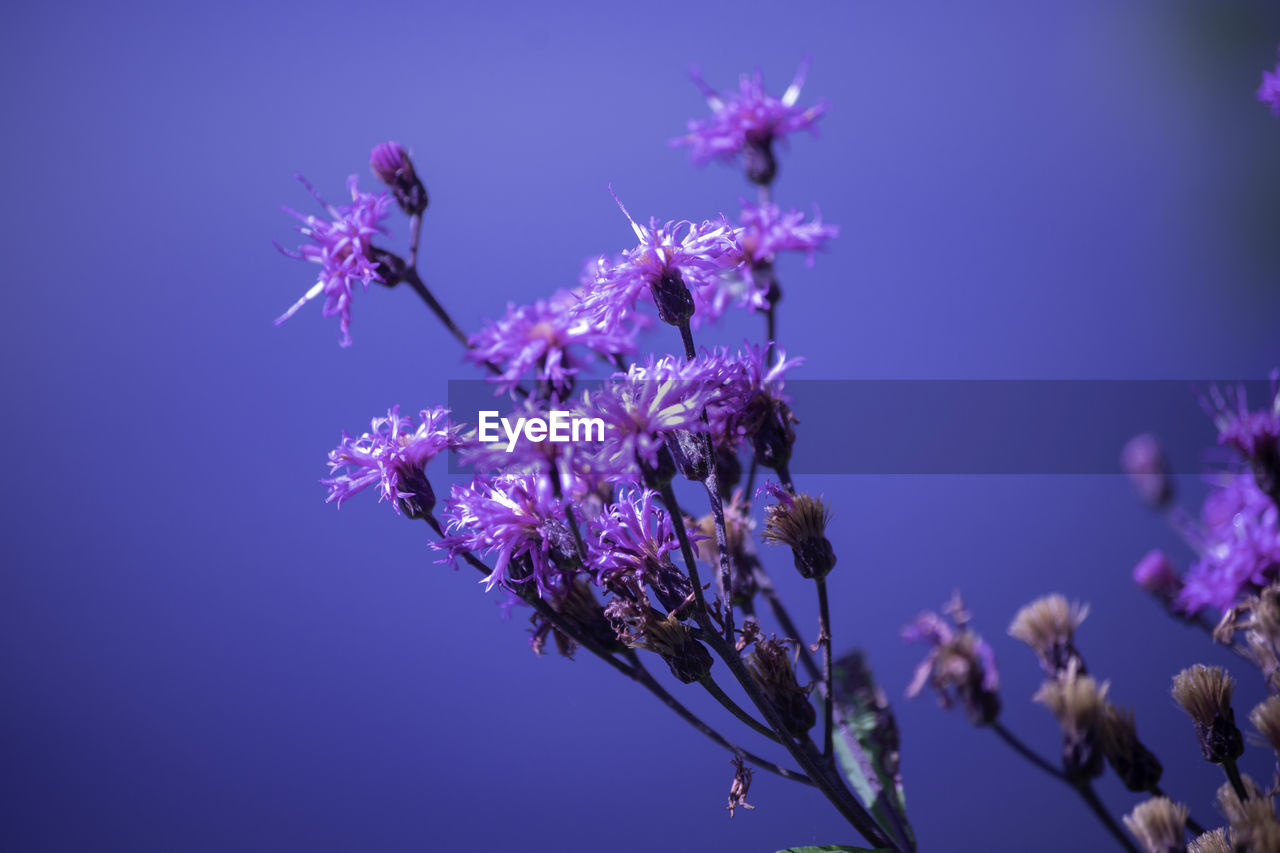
[700,675,779,742]
[1076,782,1141,853]
[990,721,1065,781]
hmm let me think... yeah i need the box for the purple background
[4,1,1280,850]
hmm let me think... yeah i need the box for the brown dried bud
[1123,797,1188,853]
[747,637,815,737]
[726,757,755,817]
[1008,594,1089,677]
[763,492,835,579]
[1172,665,1243,764]
[1034,673,1108,781]
[1099,704,1163,792]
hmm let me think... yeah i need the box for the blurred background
[3,1,1279,850]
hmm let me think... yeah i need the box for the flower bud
[1132,550,1181,602]
[650,269,696,326]
[370,142,429,216]
[395,467,436,519]
[743,136,778,186]
[369,246,407,287]
[1008,594,1089,677]
[1122,433,1173,509]
[1034,673,1108,781]
[1123,797,1188,853]
[749,399,796,472]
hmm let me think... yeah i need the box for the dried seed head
[1100,703,1163,792]
[1230,799,1280,853]
[1008,594,1089,677]
[1250,695,1280,755]
[747,637,815,736]
[762,493,835,579]
[726,757,755,817]
[1215,775,1264,825]
[1034,673,1108,780]
[1172,665,1244,764]
[1123,797,1188,853]
[1187,828,1231,853]
[555,579,624,654]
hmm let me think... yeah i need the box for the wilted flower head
[1100,704,1163,792]
[673,59,828,185]
[438,473,576,596]
[1123,797,1188,853]
[726,757,755,818]
[1259,54,1280,117]
[274,175,391,347]
[1008,594,1089,677]
[577,192,738,330]
[1249,695,1280,756]
[1176,473,1280,615]
[324,406,459,516]
[605,600,712,683]
[760,483,835,579]
[468,290,640,395]
[1214,583,1280,692]
[1216,774,1265,826]
[902,593,1001,726]
[1228,798,1280,852]
[747,637,815,736]
[1172,664,1243,764]
[1034,672,1108,780]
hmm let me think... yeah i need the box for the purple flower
[731,202,838,310]
[274,175,391,347]
[1201,373,1280,463]
[438,473,576,596]
[588,353,732,474]
[710,344,804,446]
[468,290,640,394]
[672,59,828,184]
[586,489,680,584]
[1259,55,1280,117]
[324,406,459,515]
[1176,474,1280,614]
[576,191,739,330]
[902,593,1001,725]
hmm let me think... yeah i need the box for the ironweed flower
[1176,474,1280,615]
[717,345,803,468]
[274,175,391,347]
[1202,373,1280,500]
[672,59,828,185]
[438,473,577,596]
[468,290,641,395]
[588,354,730,476]
[586,489,680,584]
[902,593,1001,726]
[1008,594,1089,677]
[1034,671,1108,781]
[1123,797,1188,853]
[324,406,459,517]
[1260,53,1280,117]
[1100,704,1163,792]
[728,202,839,313]
[369,141,428,215]
[1172,665,1243,764]
[577,192,738,330]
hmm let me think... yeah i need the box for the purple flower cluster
[275,175,391,347]
[1202,374,1280,463]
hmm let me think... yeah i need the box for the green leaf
[774,846,894,852]
[830,650,915,851]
